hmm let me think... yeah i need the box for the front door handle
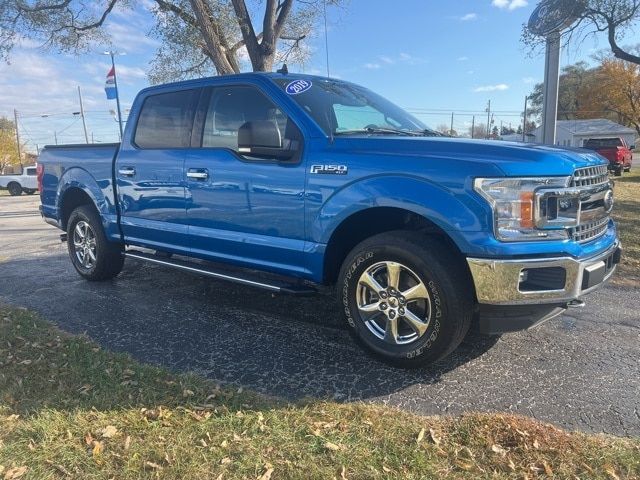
[187,169,209,180]
[118,167,136,177]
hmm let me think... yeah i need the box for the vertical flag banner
[105,67,117,100]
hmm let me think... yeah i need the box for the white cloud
[399,52,412,61]
[458,56,470,61]
[460,13,478,21]
[492,0,528,10]
[474,83,509,92]
[523,76,537,84]
[379,55,395,64]
[364,63,381,69]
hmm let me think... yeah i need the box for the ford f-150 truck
[38,73,622,368]
[583,137,633,176]
[0,166,38,195]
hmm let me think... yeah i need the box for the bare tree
[522,0,640,65]
[0,0,339,81]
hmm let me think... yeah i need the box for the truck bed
[39,143,121,235]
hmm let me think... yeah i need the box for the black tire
[614,165,623,177]
[24,189,37,195]
[338,231,474,368]
[66,205,124,281]
[7,182,22,196]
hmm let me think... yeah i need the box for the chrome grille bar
[569,165,611,243]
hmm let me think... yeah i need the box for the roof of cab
[137,72,328,95]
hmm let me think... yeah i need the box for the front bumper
[467,241,622,306]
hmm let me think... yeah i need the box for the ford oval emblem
[604,189,614,213]
[285,79,312,95]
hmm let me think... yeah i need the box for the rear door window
[25,168,36,176]
[134,89,199,149]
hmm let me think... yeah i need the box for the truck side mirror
[238,121,295,161]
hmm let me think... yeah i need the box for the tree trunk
[189,0,237,74]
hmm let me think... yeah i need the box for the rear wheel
[7,182,22,196]
[338,231,474,368]
[67,205,124,281]
[24,189,37,195]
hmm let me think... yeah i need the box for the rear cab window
[25,168,36,176]
[584,138,624,149]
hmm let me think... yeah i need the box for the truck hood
[336,136,606,176]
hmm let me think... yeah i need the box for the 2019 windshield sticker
[286,79,312,95]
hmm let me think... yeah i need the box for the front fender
[312,175,488,253]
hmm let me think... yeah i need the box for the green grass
[612,169,640,284]
[0,306,638,479]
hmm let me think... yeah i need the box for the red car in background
[583,137,634,176]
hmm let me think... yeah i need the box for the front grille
[571,165,608,188]
[570,217,609,243]
[569,165,611,243]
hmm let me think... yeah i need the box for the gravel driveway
[1,195,638,436]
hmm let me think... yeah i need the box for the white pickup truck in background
[0,166,38,196]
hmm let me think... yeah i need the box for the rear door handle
[118,167,136,177]
[187,169,209,180]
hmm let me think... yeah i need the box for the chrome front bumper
[467,241,621,305]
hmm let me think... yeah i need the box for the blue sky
[0,0,637,152]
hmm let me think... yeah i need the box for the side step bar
[124,250,317,296]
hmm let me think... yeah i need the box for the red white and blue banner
[104,67,117,100]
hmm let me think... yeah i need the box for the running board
[124,250,317,296]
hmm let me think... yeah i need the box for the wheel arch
[322,206,469,285]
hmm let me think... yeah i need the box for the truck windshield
[272,77,435,137]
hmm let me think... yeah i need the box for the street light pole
[104,51,124,140]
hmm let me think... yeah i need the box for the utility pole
[471,115,475,139]
[523,95,529,142]
[78,86,89,144]
[486,100,491,139]
[54,131,58,145]
[91,132,95,143]
[450,112,454,136]
[13,109,22,168]
[36,144,39,155]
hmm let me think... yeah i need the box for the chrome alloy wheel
[356,261,432,345]
[72,220,97,269]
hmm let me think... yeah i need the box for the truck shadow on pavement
[0,254,499,403]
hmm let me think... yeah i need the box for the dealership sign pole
[528,0,586,145]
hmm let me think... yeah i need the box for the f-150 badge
[310,165,348,175]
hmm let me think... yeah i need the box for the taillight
[36,164,44,192]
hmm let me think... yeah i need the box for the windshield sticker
[286,79,312,95]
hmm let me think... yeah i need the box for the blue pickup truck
[39,73,621,368]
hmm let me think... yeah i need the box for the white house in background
[531,119,636,148]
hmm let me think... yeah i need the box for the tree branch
[153,0,198,28]
[230,0,262,70]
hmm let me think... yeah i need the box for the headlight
[474,177,574,242]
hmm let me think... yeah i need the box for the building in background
[532,119,636,148]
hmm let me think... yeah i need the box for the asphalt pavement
[0,194,638,436]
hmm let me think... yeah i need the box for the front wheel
[7,182,22,196]
[338,232,474,368]
[24,189,37,195]
[67,205,124,281]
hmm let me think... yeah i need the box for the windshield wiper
[412,129,447,137]
[334,127,420,137]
